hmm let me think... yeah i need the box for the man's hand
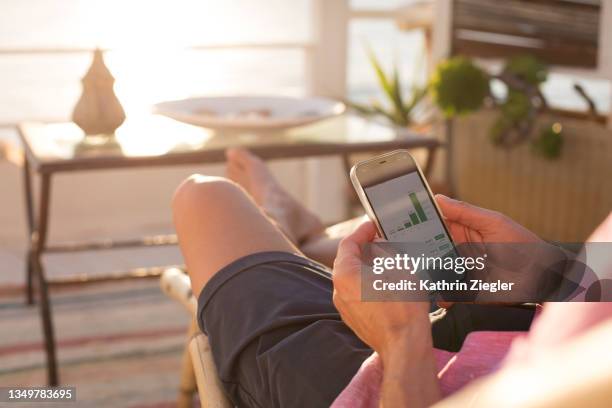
[332,220,431,357]
[435,194,542,244]
[435,195,566,304]
[332,220,440,407]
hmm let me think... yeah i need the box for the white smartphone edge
[349,149,448,241]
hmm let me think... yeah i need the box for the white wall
[304,0,350,221]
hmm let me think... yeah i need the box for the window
[0,0,312,142]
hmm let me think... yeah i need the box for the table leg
[34,253,59,386]
[423,144,438,179]
[340,152,352,175]
[444,118,456,196]
[340,153,356,218]
[31,173,59,386]
[26,250,35,305]
[22,157,35,305]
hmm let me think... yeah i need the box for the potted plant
[348,48,428,134]
[430,56,612,241]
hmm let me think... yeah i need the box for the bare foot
[226,148,278,206]
[225,148,325,244]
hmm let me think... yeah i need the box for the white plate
[153,96,345,131]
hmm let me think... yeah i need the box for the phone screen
[364,170,454,258]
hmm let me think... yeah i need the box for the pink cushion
[437,331,519,395]
[333,301,612,408]
[332,331,520,408]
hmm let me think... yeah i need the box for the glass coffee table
[18,114,440,385]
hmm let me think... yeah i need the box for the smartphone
[350,149,455,258]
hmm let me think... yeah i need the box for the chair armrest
[189,333,233,408]
[160,267,197,315]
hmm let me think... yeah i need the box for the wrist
[379,322,441,408]
[379,318,432,364]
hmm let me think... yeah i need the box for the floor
[0,277,193,407]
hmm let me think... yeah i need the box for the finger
[436,195,500,231]
[446,220,484,245]
[336,220,377,259]
[437,301,454,309]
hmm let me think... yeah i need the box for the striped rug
[0,279,195,407]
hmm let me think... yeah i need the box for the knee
[172,175,242,221]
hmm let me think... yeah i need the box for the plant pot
[452,109,612,241]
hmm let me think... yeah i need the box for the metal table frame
[18,124,439,386]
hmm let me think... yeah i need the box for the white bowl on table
[153,96,345,132]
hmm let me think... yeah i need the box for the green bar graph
[409,192,428,222]
[409,212,420,225]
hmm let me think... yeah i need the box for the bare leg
[173,175,300,296]
[225,148,325,244]
[225,148,366,267]
[300,217,366,267]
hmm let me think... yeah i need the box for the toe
[226,159,241,177]
[227,147,250,162]
[227,147,264,170]
[226,163,249,188]
[225,148,242,167]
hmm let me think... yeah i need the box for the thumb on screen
[435,195,500,230]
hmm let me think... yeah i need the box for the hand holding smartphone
[350,150,455,258]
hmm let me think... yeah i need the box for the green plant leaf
[430,57,489,118]
[345,101,379,116]
[532,123,563,159]
[489,116,511,145]
[502,91,531,122]
[504,55,548,86]
[404,86,427,114]
[371,103,398,123]
[348,44,427,126]
[366,47,394,105]
[390,66,409,125]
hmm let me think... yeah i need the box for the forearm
[379,325,441,408]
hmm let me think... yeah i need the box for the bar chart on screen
[365,172,452,257]
[386,190,451,256]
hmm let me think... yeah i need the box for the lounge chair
[160,267,232,408]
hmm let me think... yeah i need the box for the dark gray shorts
[197,251,535,408]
